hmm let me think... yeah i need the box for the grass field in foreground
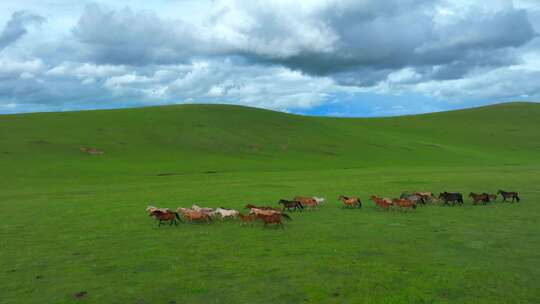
[1,102,539,303]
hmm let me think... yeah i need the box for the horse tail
[281,213,292,221]
[516,195,520,202]
[174,212,182,222]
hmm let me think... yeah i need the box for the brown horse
[294,196,318,210]
[370,195,393,210]
[256,213,292,229]
[338,195,362,208]
[294,196,319,209]
[487,194,497,202]
[392,198,417,210]
[469,192,490,205]
[177,208,213,223]
[149,210,181,226]
[238,213,257,226]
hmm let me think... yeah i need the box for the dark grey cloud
[260,2,536,84]
[70,1,537,87]
[0,10,45,51]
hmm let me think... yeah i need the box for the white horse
[313,197,325,206]
[211,207,239,219]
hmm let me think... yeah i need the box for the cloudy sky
[0,0,539,116]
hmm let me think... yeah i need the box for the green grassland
[1,102,539,303]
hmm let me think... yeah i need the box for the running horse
[400,193,425,206]
[414,192,435,201]
[238,213,257,226]
[370,195,393,210]
[438,192,464,206]
[149,209,181,226]
[469,192,490,205]
[497,190,520,203]
[177,208,213,223]
[338,195,362,208]
[256,213,292,229]
[391,198,417,210]
[211,207,239,220]
[293,196,319,210]
[278,199,304,212]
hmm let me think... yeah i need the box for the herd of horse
[146,190,520,228]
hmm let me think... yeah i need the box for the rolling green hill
[1,102,540,304]
[1,102,539,179]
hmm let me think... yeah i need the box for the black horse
[497,190,520,203]
[278,199,304,212]
[438,192,464,206]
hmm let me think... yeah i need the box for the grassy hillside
[1,102,539,304]
[1,102,539,179]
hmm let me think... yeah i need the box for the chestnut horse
[294,196,319,210]
[392,198,417,210]
[338,195,362,208]
[149,210,181,226]
[177,208,213,223]
[469,192,490,204]
[370,195,393,210]
[256,213,292,229]
[238,213,257,226]
[497,190,520,203]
